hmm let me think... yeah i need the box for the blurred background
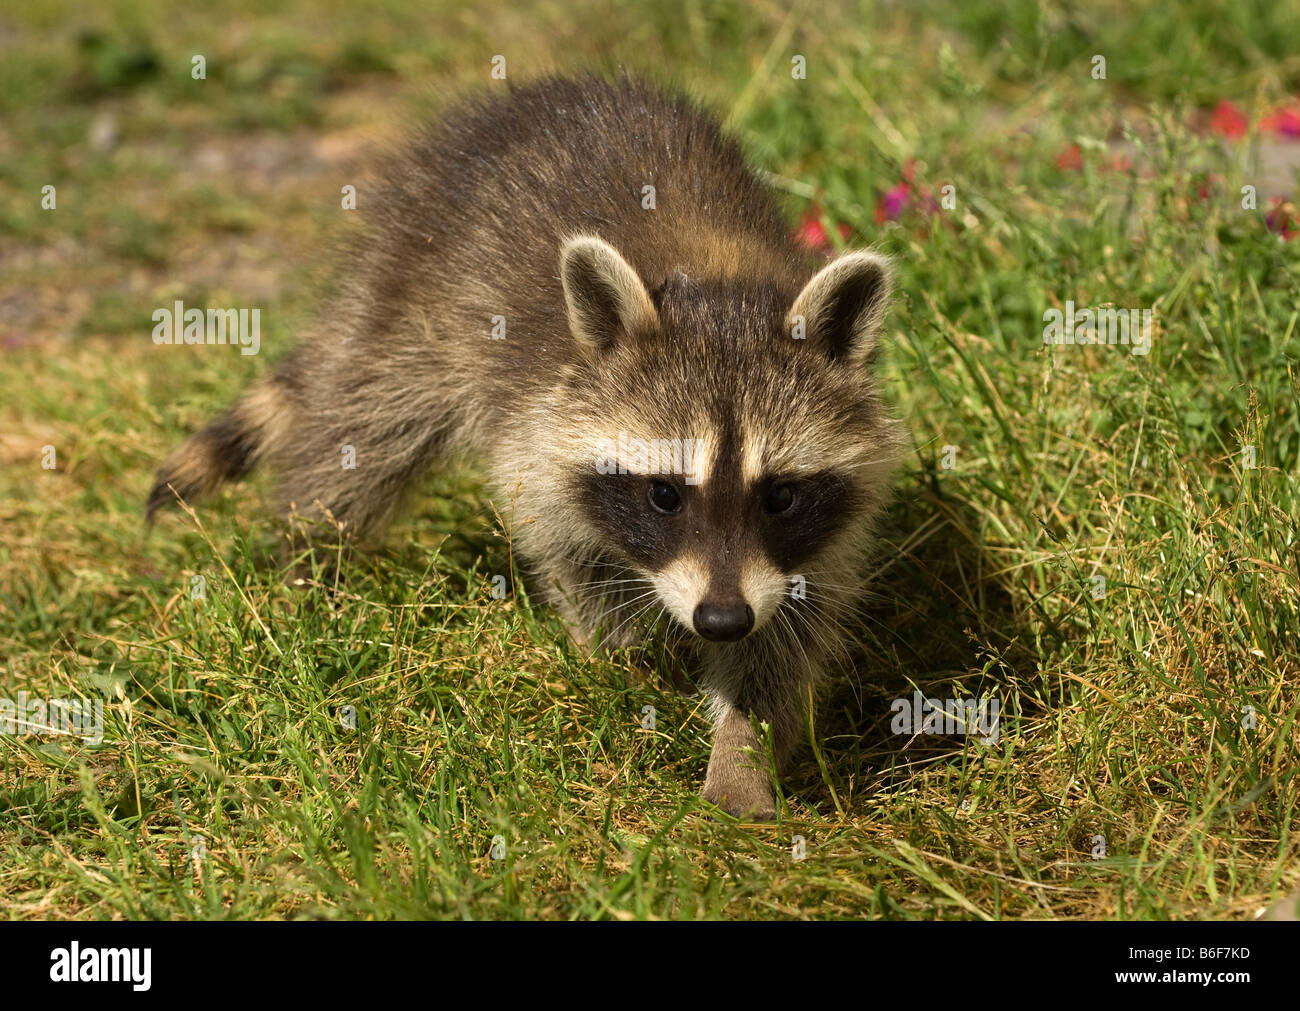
[2,0,1297,353]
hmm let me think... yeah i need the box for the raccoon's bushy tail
[146,380,288,522]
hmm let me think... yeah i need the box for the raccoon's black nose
[693,601,755,642]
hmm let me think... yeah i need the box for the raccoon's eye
[648,481,682,514]
[764,483,796,514]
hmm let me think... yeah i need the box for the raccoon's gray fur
[149,75,904,819]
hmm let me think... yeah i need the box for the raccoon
[148,75,904,819]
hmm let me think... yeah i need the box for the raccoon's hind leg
[262,354,460,548]
[147,380,286,521]
[150,345,460,553]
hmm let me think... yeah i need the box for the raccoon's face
[557,235,899,643]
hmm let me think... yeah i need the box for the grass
[1,0,1298,919]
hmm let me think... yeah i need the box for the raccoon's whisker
[790,584,866,603]
[798,584,869,611]
[793,586,860,607]
[839,453,906,472]
[782,599,850,666]
[790,571,866,592]
[603,594,666,646]
[774,607,815,680]
[597,590,663,625]
[774,600,830,679]
[791,594,863,628]
[843,604,904,642]
[547,550,625,570]
[598,588,661,617]
[816,613,865,660]
[794,578,862,592]
[797,603,864,634]
[588,591,663,649]
[569,576,654,592]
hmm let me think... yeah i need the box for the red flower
[1210,99,1248,140]
[794,204,851,251]
[1055,144,1083,171]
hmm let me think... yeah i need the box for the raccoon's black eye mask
[574,468,861,571]
[755,471,860,570]
[574,472,688,568]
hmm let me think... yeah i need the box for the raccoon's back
[357,76,802,336]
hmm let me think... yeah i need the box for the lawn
[1,0,1297,919]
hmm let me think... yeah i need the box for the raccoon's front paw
[702,770,776,820]
[702,710,776,820]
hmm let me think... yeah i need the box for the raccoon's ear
[787,251,893,367]
[560,235,659,354]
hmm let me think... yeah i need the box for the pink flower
[1265,198,1298,241]
[874,183,911,224]
[1262,104,1300,139]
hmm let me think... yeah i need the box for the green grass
[1,0,1298,919]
